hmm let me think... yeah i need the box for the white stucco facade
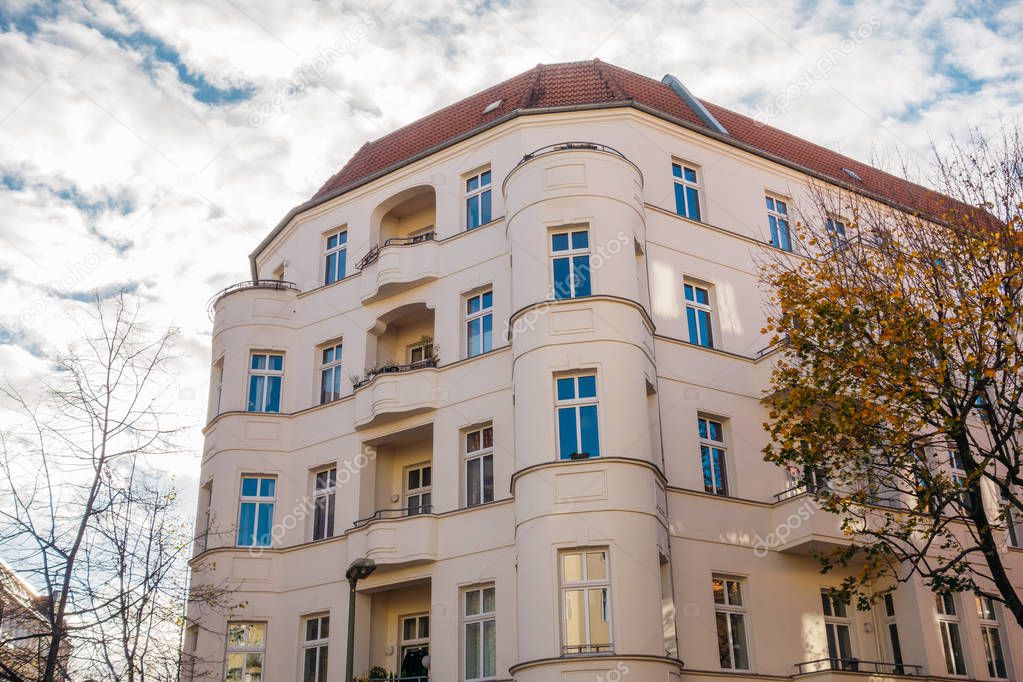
[186,102,1023,682]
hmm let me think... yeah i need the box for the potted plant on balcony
[569,451,591,460]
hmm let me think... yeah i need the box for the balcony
[353,577,432,681]
[360,185,439,303]
[794,658,921,677]
[766,487,851,555]
[355,303,440,428]
[206,279,299,323]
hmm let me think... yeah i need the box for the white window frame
[312,466,336,541]
[324,229,348,285]
[301,614,330,682]
[463,585,496,682]
[977,596,1008,679]
[821,589,854,670]
[225,621,266,682]
[826,216,848,248]
[683,281,715,348]
[882,594,905,674]
[405,462,432,516]
[319,341,343,404]
[465,289,494,358]
[236,475,276,548]
[247,352,284,413]
[935,592,968,676]
[465,424,494,507]
[698,415,728,496]
[400,613,430,672]
[560,548,613,655]
[765,194,792,251]
[550,228,592,299]
[465,168,493,230]
[672,161,702,221]
[713,575,750,671]
[555,373,600,459]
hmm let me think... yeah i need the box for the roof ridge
[593,58,626,100]
[520,63,545,109]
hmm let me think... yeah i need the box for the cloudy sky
[1,0,1020,487]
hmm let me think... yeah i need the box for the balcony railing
[356,231,436,271]
[516,141,627,167]
[206,279,299,319]
[354,677,428,682]
[562,643,613,655]
[795,658,920,676]
[352,358,438,388]
[353,506,433,528]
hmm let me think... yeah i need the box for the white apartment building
[187,60,1023,682]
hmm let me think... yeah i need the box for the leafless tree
[0,293,225,680]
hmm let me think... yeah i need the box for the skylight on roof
[842,167,863,182]
[483,99,503,114]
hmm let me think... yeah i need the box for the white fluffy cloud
[0,0,1020,487]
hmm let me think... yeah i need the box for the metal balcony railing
[352,358,438,388]
[795,658,921,676]
[562,643,613,655]
[206,279,299,319]
[353,506,434,528]
[355,231,436,270]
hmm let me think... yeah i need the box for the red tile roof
[310,59,952,219]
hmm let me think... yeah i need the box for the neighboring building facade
[188,60,1023,681]
[0,560,60,680]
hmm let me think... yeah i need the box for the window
[302,615,329,682]
[882,594,905,675]
[561,549,612,654]
[977,596,1007,678]
[405,463,432,516]
[672,162,701,221]
[247,353,283,413]
[765,195,792,251]
[821,590,854,670]
[212,357,224,416]
[312,468,336,541]
[826,217,848,248]
[551,229,591,299]
[555,374,600,460]
[935,592,967,676]
[237,476,276,547]
[408,338,434,365]
[465,169,492,229]
[466,425,494,507]
[319,342,343,404]
[466,290,493,357]
[684,282,714,348]
[225,622,265,682]
[198,480,213,553]
[698,416,728,495]
[324,230,348,285]
[1002,488,1021,548]
[948,450,974,512]
[400,614,429,680]
[463,586,496,681]
[713,576,749,670]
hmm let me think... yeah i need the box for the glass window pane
[672,163,682,178]
[245,653,263,680]
[686,307,699,344]
[242,477,258,496]
[674,182,688,217]
[466,430,481,452]
[577,375,596,398]
[419,616,429,639]
[765,196,774,210]
[708,420,723,441]
[563,589,585,645]
[715,612,731,667]
[467,295,481,314]
[483,427,493,448]
[268,355,283,371]
[686,186,700,220]
[248,623,266,646]
[464,622,480,679]
[482,455,493,503]
[562,553,583,581]
[571,231,589,249]
[730,613,748,668]
[467,175,479,192]
[251,354,266,370]
[684,167,697,183]
[403,618,416,640]
[585,551,607,580]
[327,234,337,249]
[552,257,571,299]
[467,457,481,506]
[698,310,713,348]
[588,588,611,645]
[259,478,275,497]
[466,196,479,228]
[712,578,725,604]
[579,405,599,456]
[684,283,694,301]
[466,589,481,616]
[558,407,578,458]
[481,170,491,186]
[265,376,281,412]
[482,314,492,353]
[483,587,496,613]
[551,233,569,251]
[256,503,274,546]
[698,418,708,439]
[481,189,492,224]
[238,503,255,545]
[556,377,576,400]
[483,619,496,676]
[325,252,337,284]
[777,200,787,215]
[226,653,244,681]
[248,375,264,412]
[467,318,481,357]
[573,255,591,296]
[306,619,318,642]
[702,447,715,493]
[482,291,492,308]
[726,580,742,606]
